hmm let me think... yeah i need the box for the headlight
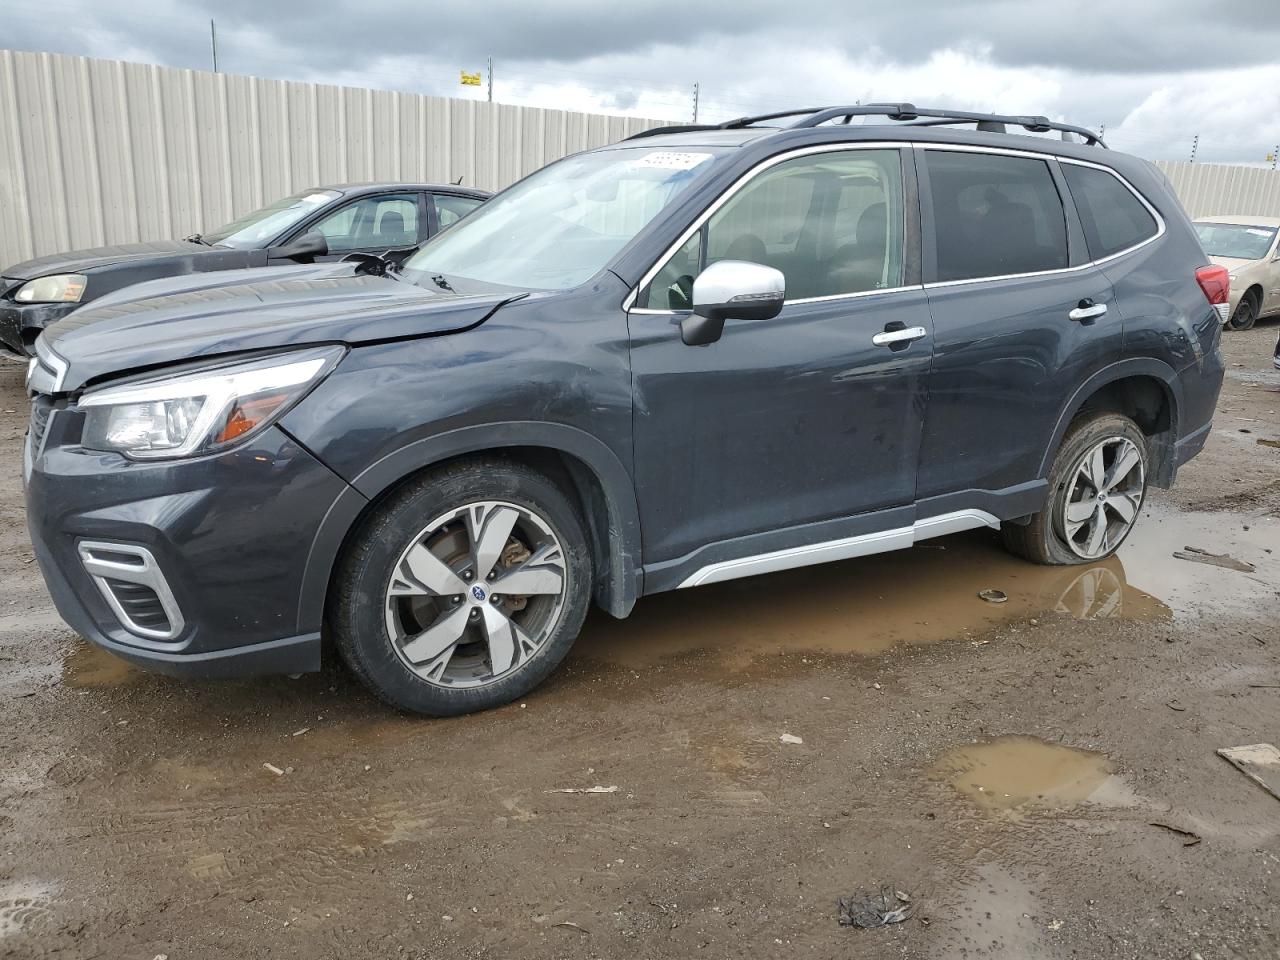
[15,274,87,303]
[80,346,344,460]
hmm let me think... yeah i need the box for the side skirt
[677,509,1000,588]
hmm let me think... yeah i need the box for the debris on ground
[837,887,915,928]
[1172,546,1256,573]
[548,785,618,794]
[1165,699,1187,712]
[291,727,310,737]
[1217,743,1280,801]
[978,589,1008,603]
[552,921,590,935]
[780,733,804,744]
[1257,438,1280,449]
[1148,821,1202,846]
[262,762,285,776]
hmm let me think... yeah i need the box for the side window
[1062,164,1158,260]
[642,149,904,306]
[433,194,484,232]
[311,194,419,252]
[927,151,1068,282]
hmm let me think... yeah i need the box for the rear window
[927,151,1069,282]
[1062,164,1159,260]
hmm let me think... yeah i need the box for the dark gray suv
[24,104,1227,716]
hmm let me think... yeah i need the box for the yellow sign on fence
[460,71,482,87]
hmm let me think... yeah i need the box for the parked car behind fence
[0,182,488,357]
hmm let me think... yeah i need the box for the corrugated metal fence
[0,50,667,268]
[5,49,1280,269]
[1153,161,1280,220]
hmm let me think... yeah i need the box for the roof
[1194,214,1280,228]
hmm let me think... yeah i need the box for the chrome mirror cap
[683,260,785,346]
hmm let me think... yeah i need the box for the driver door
[627,147,934,590]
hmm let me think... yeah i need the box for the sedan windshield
[1195,222,1278,260]
[402,147,724,290]
[203,190,341,249]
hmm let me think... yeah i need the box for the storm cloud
[4,0,1278,164]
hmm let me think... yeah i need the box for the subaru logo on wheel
[471,585,486,602]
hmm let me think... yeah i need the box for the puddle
[574,530,1167,670]
[573,501,1275,671]
[1113,504,1279,619]
[61,641,138,689]
[935,735,1137,815]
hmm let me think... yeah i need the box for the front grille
[102,579,172,634]
[29,395,54,454]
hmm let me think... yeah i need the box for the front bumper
[0,301,78,356]
[26,415,355,679]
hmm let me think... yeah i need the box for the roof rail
[715,103,1106,147]
[624,123,726,141]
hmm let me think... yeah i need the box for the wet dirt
[2,325,1279,959]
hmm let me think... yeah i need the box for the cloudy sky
[5,0,1279,165]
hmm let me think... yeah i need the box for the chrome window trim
[677,508,1001,588]
[624,139,1167,313]
[622,140,914,313]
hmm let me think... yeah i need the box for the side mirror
[680,260,785,346]
[268,232,329,263]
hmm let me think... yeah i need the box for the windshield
[1195,222,1278,260]
[402,147,724,290]
[203,190,341,248]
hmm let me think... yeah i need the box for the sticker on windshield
[631,151,713,171]
[301,193,332,204]
[1246,228,1273,237]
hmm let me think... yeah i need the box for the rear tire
[331,459,592,716]
[1002,412,1149,566]
[1227,296,1257,331]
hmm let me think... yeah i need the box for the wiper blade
[183,233,210,246]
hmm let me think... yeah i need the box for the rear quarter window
[1062,164,1159,260]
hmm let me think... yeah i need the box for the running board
[677,509,1000,588]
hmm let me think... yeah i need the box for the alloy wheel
[384,500,569,688]
[1058,436,1145,560]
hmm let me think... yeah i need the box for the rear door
[628,146,935,589]
[915,147,1120,517]
[430,193,485,236]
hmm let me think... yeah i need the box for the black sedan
[0,182,488,357]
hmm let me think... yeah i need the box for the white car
[1194,215,1280,330]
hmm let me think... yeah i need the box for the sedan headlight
[15,274,87,303]
[80,346,344,460]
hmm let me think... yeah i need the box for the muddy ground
[2,326,1279,960]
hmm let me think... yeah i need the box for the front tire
[331,459,592,716]
[1227,296,1257,331]
[1002,412,1149,566]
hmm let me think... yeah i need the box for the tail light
[1195,265,1230,323]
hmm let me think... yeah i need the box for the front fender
[295,421,643,630]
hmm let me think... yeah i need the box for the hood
[1208,254,1259,272]
[3,240,252,281]
[39,263,521,392]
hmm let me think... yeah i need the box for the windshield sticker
[301,193,333,204]
[1246,228,1273,237]
[631,151,713,172]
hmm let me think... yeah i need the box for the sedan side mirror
[268,231,329,263]
[681,260,785,346]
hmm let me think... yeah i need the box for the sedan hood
[1208,255,1255,270]
[39,263,521,392]
[3,240,250,281]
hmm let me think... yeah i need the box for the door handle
[872,325,928,347]
[1068,300,1108,323]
